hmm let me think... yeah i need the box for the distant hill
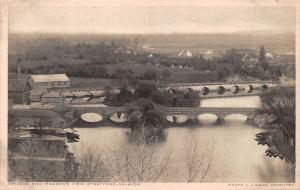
[9,31,294,55]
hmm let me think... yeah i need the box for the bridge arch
[197,113,218,124]
[224,113,248,121]
[82,94,93,101]
[108,112,128,123]
[231,85,240,94]
[168,89,177,94]
[80,112,103,123]
[183,88,193,95]
[65,96,75,101]
[217,86,226,95]
[187,88,193,93]
[261,85,269,91]
[166,114,189,124]
[246,85,254,93]
[201,87,209,95]
[68,106,257,126]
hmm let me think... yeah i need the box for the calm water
[68,96,294,182]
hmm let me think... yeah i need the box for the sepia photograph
[1,0,298,189]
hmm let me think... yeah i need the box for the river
[68,96,294,182]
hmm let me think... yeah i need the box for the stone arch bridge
[64,105,257,124]
[159,81,277,97]
[49,81,278,100]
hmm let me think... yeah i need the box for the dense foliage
[104,81,200,107]
[104,81,200,143]
[125,98,164,143]
[255,87,295,165]
[10,40,285,84]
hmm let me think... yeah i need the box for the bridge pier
[246,114,255,120]
[246,114,256,125]
[188,115,200,125]
[215,114,226,125]
[215,117,225,125]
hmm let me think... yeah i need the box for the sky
[8,0,295,34]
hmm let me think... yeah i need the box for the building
[30,90,44,103]
[8,58,31,105]
[28,74,70,90]
[240,53,258,70]
[41,91,63,105]
[178,50,193,57]
[8,79,31,105]
[225,48,256,56]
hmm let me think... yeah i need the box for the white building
[28,74,70,90]
[178,50,193,57]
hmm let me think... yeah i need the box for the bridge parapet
[157,81,278,88]
[65,106,126,117]
[65,104,258,124]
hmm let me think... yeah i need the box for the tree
[94,65,107,78]
[100,41,106,48]
[216,66,230,81]
[108,137,170,182]
[113,68,127,79]
[151,90,170,106]
[8,136,66,182]
[259,46,269,71]
[143,69,157,80]
[125,99,164,144]
[128,78,138,89]
[104,85,113,95]
[8,137,18,181]
[134,82,157,99]
[68,128,169,182]
[74,145,111,181]
[117,85,132,103]
[111,39,116,48]
[184,139,222,182]
[255,87,295,165]
[161,70,171,80]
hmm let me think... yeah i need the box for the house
[30,90,44,103]
[178,50,193,57]
[28,74,70,90]
[41,91,63,105]
[237,51,259,70]
[8,79,31,105]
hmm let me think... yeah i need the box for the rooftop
[30,74,70,83]
[42,91,61,98]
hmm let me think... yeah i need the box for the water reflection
[68,96,294,182]
[125,128,166,144]
[256,156,295,183]
[201,96,261,108]
[69,120,293,182]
